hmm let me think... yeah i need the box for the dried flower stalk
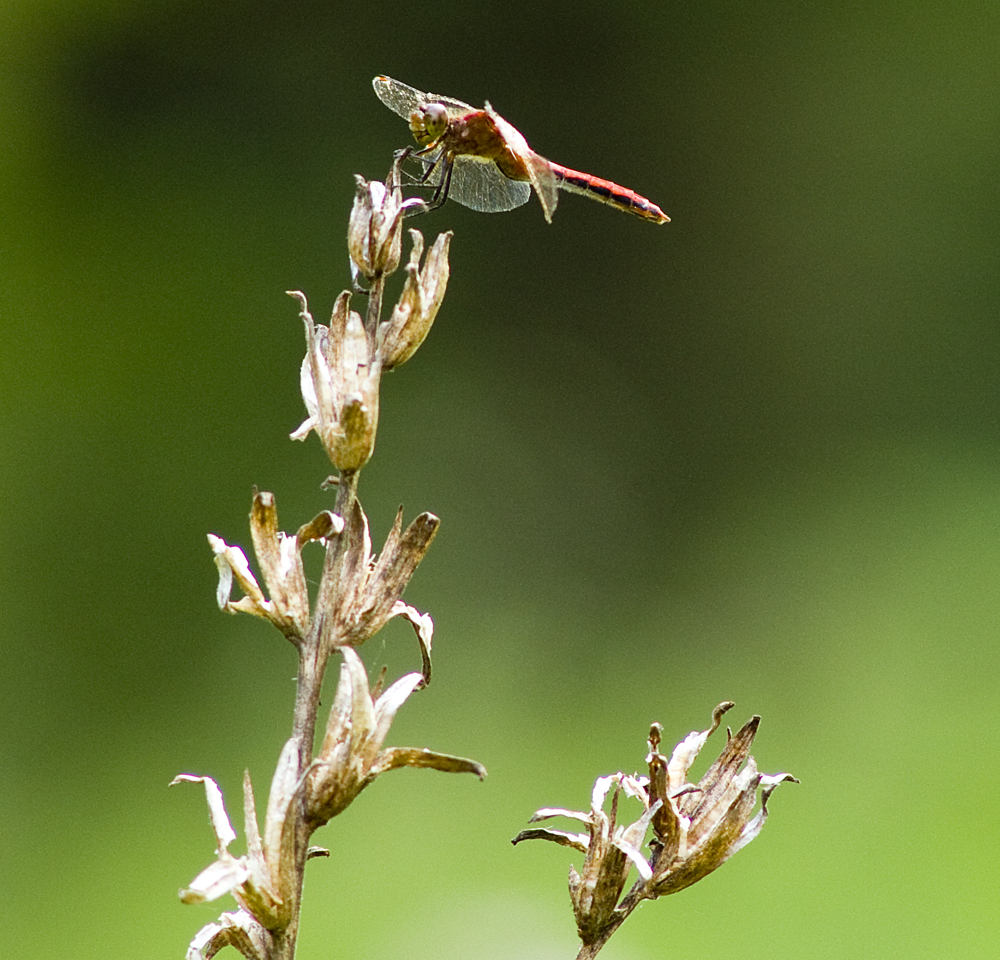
[174,164,476,960]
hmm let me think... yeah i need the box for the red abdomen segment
[550,162,669,224]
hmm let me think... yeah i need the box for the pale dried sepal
[243,770,264,863]
[348,177,406,281]
[369,503,404,578]
[289,290,329,443]
[236,770,284,929]
[317,648,355,760]
[647,711,798,897]
[289,291,381,471]
[180,857,251,905]
[249,491,311,639]
[334,308,381,472]
[380,229,452,370]
[510,827,589,852]
[346,645,383,746]
[369,746,487,778]
[296,510,343,547]
[186,909,271,960]
[351,508,440,642]
[307,647,386,821]
[208,536,267,613]
[170,774,237,853]
[262,737,301,900]
[324,502,440,667]
[331,499,372,643]
[390,599,434,686]
[682,717,759,847]
[367,670,426,762]
[328,290,365,386]
[307,647,485,824]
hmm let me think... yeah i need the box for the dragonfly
[372,76,669,225]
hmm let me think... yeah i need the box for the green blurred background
[2,0,998,957]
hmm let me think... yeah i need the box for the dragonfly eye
[409,102,449,145]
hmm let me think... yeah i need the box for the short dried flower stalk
[513,702,797,959]
[174,164,476,960]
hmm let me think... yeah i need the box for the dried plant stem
[282,387,371,956]
[572,886,643,960]
[364,274,386,348]
[251,262,403,960]
[181,145,480,960]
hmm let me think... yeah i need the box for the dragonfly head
[408,102,449,146]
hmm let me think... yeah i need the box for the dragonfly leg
[389,146,436,188]
[427,154,453,209]
[399,150,453,218]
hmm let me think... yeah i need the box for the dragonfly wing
[484,102,559,222]
[523,154,559,223]
[398,147,530,213]
[373,76,476,122]
[448,157,532,213]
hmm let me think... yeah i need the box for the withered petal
[528,807,593,825]
[351,512,440,643]
[296,510,343,548]
[249,491,310,639]
[262,737,300,910]
[511,827,589,852]
[390,600,434,686]
[664,701,735,796]
[208,536,266,611]
[186,909,271,960]
[340,646,377,742]
[369,746,486,780]
[170,774,237,853]
[180,856,250,905]
[611,834,654,881]
[727,772,799,857]
[370,670,425,756]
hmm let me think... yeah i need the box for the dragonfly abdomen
[551,163,669,224]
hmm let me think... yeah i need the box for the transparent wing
[401,149,531,213]
[372,76,477,122]
[484,103,558,221]
[448,157,532,213]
